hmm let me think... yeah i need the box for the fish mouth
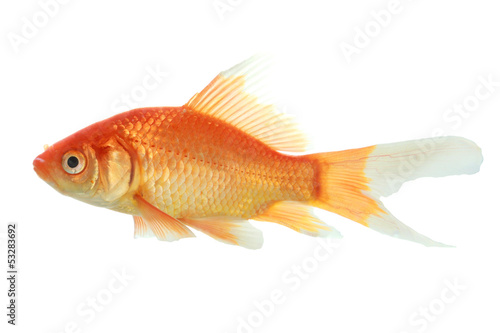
[33,157,56,186]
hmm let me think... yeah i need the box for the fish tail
[309,136,483,247]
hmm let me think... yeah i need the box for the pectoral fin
[134,195,195,241]
[133,216,155,238]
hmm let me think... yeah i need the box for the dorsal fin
[184,55,309,152]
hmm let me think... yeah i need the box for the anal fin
[134,195,195,241]
[253,201,342,238]
[180,216,263,249]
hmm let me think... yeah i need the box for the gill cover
[96,137,133,202]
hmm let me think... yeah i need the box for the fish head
[33,130,136,209]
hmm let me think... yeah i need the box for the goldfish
[33,56,483,249]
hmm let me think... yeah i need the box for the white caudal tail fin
[310,136,483,247]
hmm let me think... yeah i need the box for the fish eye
[62,150,86,174]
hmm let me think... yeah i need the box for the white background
[1,0,499,332]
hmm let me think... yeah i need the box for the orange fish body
[96,106,315,217]
[33,56,483,248]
